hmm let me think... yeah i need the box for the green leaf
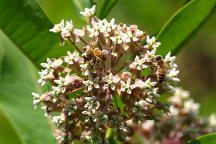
[71,0,92,13]
[96,0,119,19]
[188,133,216,144]
[0,40,4,60]
[112,94,126,115]
[156,0,216,56]
[184,0,192,4]
[35,0,87,25]
[0,0,71,68]
[0,32,56,144]
[0,109,22,144]
[0,39,5,77]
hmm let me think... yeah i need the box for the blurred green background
[0,0,216,143]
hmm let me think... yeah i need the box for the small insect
[93,48,108,61]
[83,46,108,61]
[155,56,168,83]
[82,46,94,61]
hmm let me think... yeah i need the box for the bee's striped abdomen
[156,68,166,83]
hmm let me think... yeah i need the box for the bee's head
[155,56,162,61]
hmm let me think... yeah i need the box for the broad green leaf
[0,39,5,77]
[188,133,216,144]
[0,32,56,144]
[96,0,119,19]
[0,40,4,61]
[71,0,92,13]
[184,0,192,4]
[0,0,70,68]
[156,0,216,56]
[89,0,97,5]
[35,0,87,25]
[0,109,22,144]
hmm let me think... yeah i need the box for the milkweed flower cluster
[32,5,180,143]
[128,88,216,144]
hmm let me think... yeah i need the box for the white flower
[37,69,54,86]
[80,63,90,76]
[134,29,145,39]
[143,78,157,89]
[175,88,190,99]
[50,20,64,33]
[86,100,100,113]
[164,52,177,68]
[135,100,148,109]
[49,85,66,95]
[83,96,100,120]
[52,74,81,95]
[64,51,80,64]
[38,61,59,85]
[51,114,65,125]
[32,92,41,108]
[144,48,157,62]
[169,105,179,115]
[84,96,95,102]
[50,20,75,40]
[119,126,128,133]
[73,29,85,42]
[209,114,216,126]
[102,73,120,90]
[61,29,71,40]
[132,78,156,89]
[54,76,65,87]
[129,56,148,70]
[140,78,159,98]
[110,35,123,45]
[110,25,145,49]
[184,99,200,113]
[54,130,66,143]
[81,131,92,140]
[65,20,73,31]
[111,31,130,46]
[122,32,134,43]
[131,79,144,89]
[60,20,73,40]
[41,58,63,70]
[80,5,96,17]
[168,88,189,106]
[166,68,180,83]
[32,93,50,109]
[163,82,176,93]
[145,87,159,97]
[142,120,154,130]
[101,19,117,36]
[144,36,161,49]
[73,29,85,37]
[64,74,82,86]
[83,79,99,91]
[120,78,135,94]
[86,23,100,37]
[40,58,53,69]
[123,26,145,43]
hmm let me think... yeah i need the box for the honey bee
[82,46,94,61]
[155,56,168,83]
[93,48,108,61]
[83,46,108,61]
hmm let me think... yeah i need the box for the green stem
[105,127,113,139]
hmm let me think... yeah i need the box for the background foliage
[0,0,216,143]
